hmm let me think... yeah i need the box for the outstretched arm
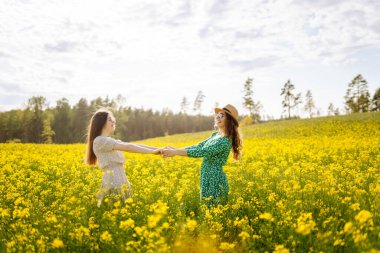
[162,132,216,158]
[134,143,160,150]
[114,142,161,154]
[163,136,231,158]
[162,148,187,158]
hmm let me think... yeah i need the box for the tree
[371,87,380,112]
[180,97,189,114]
[52,98,72,143]
[26,96,48,143]
[281,80,302,119]
[42,114,55,144]
[328,103,340,116]
[0,110,24,142]
[304,90,316,118]
[344,74,371,113]
[72,98,91,143]
[242,77,262,122]
[326,104,333,115]
[316,108,321,117]
[193,91,205,115]
[115,94,127,110]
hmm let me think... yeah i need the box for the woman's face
[103,114,116,134]
[215,111,226,129]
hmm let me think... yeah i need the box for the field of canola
[0,112,379,253]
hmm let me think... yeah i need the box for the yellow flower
[355,210,373,224]
[295,212,316,235]
[268,192,277,202]
[51,238,64,248]
[120,218,135,229]
[219,242,235,250]
[46,215,58,223]
[101,231,112,242]
[350,203,360,211]
[239,231,250,240]
[343,222,354,233]
[273,244,290,253]
[186,218,197,232]
[89,217,99,229]
[125,198,133,204]
[252,234,261,240]
[162,222,170,229]
[259,212,274,221]
[147,214,161,228]
[0,208,10,217]
[354,232,367,244]
[6,240,16,250]
[134,226,144,236]
[333,238,344,246]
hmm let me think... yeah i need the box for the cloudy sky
[1,0,380,118]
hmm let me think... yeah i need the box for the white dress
[93,135,132,205]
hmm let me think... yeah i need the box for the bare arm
[113,142,161,154]
[162,148,187,158]
[134,143,160,150]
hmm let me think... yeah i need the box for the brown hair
[224,113,243,161]
[84,108,114,165]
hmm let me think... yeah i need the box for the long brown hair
[84,108,114,165]
[224,113,243,161]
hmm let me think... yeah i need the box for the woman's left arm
[134,143,159,150]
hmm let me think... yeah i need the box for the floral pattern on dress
[185,132,232,207]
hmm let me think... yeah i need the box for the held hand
[152,148,164,155]
[164,145,175,149]
[162,148,176,158]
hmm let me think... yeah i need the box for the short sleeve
[93,136,117,152]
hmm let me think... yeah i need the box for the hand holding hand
[162,148,176,158]
[152,148,164,155]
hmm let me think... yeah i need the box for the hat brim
[214,107,239,126]
[214,107,224,114]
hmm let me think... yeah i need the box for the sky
[1,0,380,119]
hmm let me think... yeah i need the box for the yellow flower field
[0,112,379,252]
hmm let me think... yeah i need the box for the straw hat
[214,104,239,126]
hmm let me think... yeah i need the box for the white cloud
[0,0,379,117]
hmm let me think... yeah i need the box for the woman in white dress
[85,108,161,207]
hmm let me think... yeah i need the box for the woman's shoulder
[219,133,232,145]
[94,135,115,143]
[94,135,105,141]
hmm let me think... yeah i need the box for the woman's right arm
[162,132,216,158]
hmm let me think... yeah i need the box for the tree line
[0,96,216,144]
[241,74,380,122]
[1,73,379,143]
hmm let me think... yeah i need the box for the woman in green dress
[162,104,243,207]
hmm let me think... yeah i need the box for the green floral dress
[185,131,232,207]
